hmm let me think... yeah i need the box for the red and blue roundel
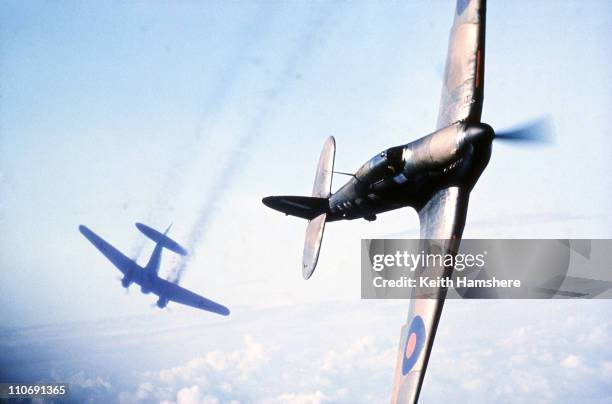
[402,315,426,375]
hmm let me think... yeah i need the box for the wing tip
[78,224,95,239]
[302,263,315,280]
[217,306,231,316]
[201,301,230,316]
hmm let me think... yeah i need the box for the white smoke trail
[129,9,278,263]
[169,4,342,283]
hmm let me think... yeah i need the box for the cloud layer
[1,300,611,403]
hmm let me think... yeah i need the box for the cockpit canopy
[355,145,405,184]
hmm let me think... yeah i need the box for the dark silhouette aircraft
[263,0,550,402]
[79,223,230,316]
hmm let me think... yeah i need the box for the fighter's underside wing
[151,278,231,316]
[436,0,486,130]
[391,187,470,403]
[391,1,486,403]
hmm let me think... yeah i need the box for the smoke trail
[169,4,343,283]
[129,8,278,262]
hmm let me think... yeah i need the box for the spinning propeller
[495,117,553,144]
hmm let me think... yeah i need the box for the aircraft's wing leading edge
[79,225,138,276]
[152,278,230,316]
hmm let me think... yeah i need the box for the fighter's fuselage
[326,122,494,222]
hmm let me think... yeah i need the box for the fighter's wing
[79,225,138,276]
[391,187,469,404]
[437,0,487,130]
[151,278,230,316]
[392,2,486,401]
[417,187,469,240]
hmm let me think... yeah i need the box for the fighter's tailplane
[135,223,188,256]
[302,137,335,279]
[302,213,326,279]
[312,136,335,198]
[262,196,328,220]
[261,194,328,279]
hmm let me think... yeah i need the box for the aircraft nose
[464,123,495,144]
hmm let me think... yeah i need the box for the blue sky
[1,0,611,402]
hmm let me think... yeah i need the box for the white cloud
[4,300,612,403]
[117,329,395,403]
[67,371,112,390]
[600,362,612,381]
[561,354,580,369]
[321,336,394,374]
[118,334,272,403]
[237,335,268,374]
[461,378,484,392]
[420,300,612,403]
[262,391,328,404]
[175,386,222,404]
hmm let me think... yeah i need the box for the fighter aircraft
[263,0,549,402]
[79,223,230,316]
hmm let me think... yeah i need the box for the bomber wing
[79,225,140,278]
[151,278,230,316]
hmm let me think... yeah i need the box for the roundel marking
[401,315,426,375]
[405,332,417,359]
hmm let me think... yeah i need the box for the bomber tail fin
[135,223,188,256]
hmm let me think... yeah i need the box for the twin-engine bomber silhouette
[263,0,551,402]
[79,223,229,316]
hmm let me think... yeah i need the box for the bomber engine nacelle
[156,296,169,308]
[121,275,132,288]
[141,285,151,294]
